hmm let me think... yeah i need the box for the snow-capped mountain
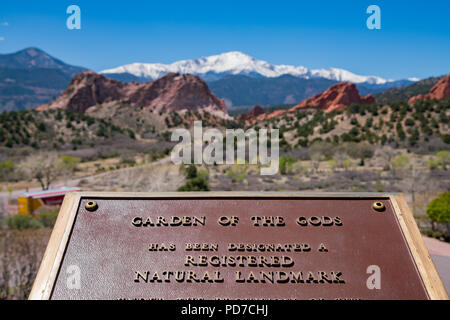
[100,51,391,85]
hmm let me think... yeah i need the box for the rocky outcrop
[127,73,226,113]
[408,94,423,105]
[408,74,450,104]
[250,82,376,122]
[239,105,265,121]
[37,71,226,114]
[290,82,375,113]
[37,71,127,113]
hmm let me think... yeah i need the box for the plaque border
[28,192,449,300]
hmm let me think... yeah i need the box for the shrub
[178,176,210,191]
[436,150,450,170]
[178,164,210,191]
[392,155,409,171]
[0,160,15,181]
[404,118,415,126]
[37,122,46,132]
[342,158,353,170]
[328,159,337,171]
[345,142,374,160]
[427,158,440,170]
[226,164,249,183]
[61,155,81,169]
[350,118,359,126]
[279,156,294,175]
[5,215,43,230]
[197,168,209,180]
[38,210,59,228]
[426,192,450,223]
[443,134,450,144]
[186,164,198,179]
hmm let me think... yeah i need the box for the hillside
[245,78,450,150]
[0,48,86,76]
[0,48,86,112]
[375,76,443,103]
[252,98,449,152]
[0,109,136,153]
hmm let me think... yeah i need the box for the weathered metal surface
[50,197,428,300]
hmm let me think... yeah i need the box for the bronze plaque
[29,192,448,300]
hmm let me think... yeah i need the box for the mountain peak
[100,52,395,84]
[18,47,47,56]
[211,51,254,60]
[0,47,86,76]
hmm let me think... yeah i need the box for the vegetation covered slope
[375,76,443,104]
[0,109,136,151]
[253,98,450,152]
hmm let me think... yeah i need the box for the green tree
[426,193,450,232]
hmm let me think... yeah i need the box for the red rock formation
[37,71,127,113]
[408,74,450,104]
[37,71,226,114]
[249,82,376,122]
[408,94,423,105]
[239,105,265,121]
[360,94,376,105]
[253,109,286,122]
[128,73,226,113]
[290,82,375,113]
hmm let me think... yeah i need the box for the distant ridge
[0,47,86,76]
[375,76,445,103]
[101,51,394,84]
[0,48,87,112]
[101,51,416,107]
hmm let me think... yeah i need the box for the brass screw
[85,201,98,212]
[372,201,385,212]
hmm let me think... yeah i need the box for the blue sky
[0,0,449,80]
